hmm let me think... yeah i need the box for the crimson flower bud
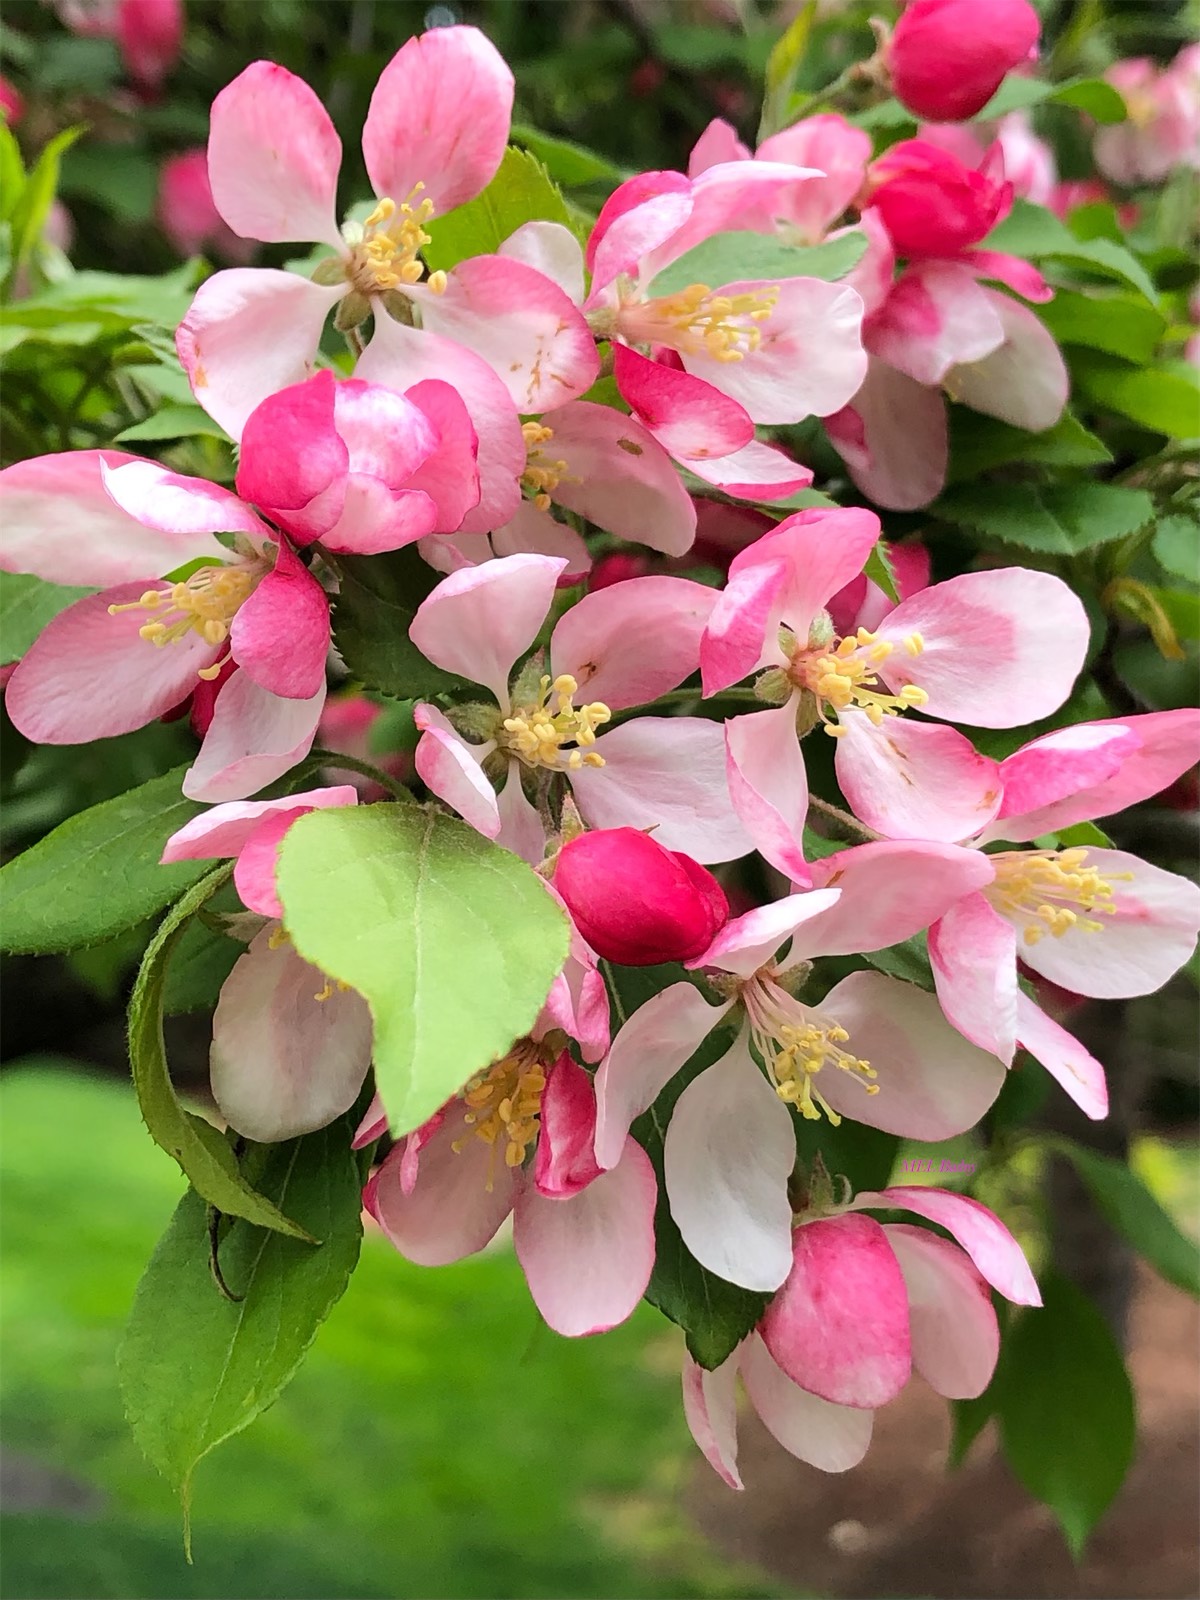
[554,828,729,966]
[866,139,1012,258]
[888,0,1040,123]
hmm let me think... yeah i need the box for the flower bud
[116,0,183,90]
[553,828,729,966]
[888,0,1040,123]
[865,139,1012,258]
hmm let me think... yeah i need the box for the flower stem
[305,747,415,803]
[807,794,881,843]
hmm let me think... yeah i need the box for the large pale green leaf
[1073,351,1200,438]
[331,547,463,701]
[1057,1142,1200,1297]
[423,146,573,273]
[275,804,570,1137]
[1038,290,1165,364]
[118,1115,363,1530]
[114,404,230,443]
[650,229,867,298]
[0,764,215,954]
[934,481,1155,556]
[979,73,1126,123]
[0,569,95,664]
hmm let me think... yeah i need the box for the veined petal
[992,723,1141,831]
[834,710,1004,843]
[855,1185,1041,1307]
[883,1224,1000,1400]
[230,540,329,700]
[412,703,501,841]
[550,574,715,710]
[740,1335,873,1472]
[612,344,754,461]
[928,890,1019,1063]
[723,703,812,886]
[365,1114,516,1266]
[545,402,697,557]
[800,840,996,958]
[1014,991,1108,1121]
[681,1351,743,1490]
[183,673,325,802]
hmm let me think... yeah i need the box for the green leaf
[998,1274,1135,1556]
[161,916,242,1016]
[1073,351,1200,438]
[114,404,230,443]
[423,146,572,273]
[128,870,315,1241]
[979,73,1127,123]
[794,1116,899,1195]
[934,481,1155,556]
[1153,511,1198,581]
[759,2,817,141]
[0,765,217,954]
[946,408,1112,482]
[331,547,464,701]
[1055,821,1113,850]
[862,540,899,603]
[0,120,24,225]
[508,123,624,187]
[275,805,570,1138]
[0,263,202,344]
[1058,1143,1200,1297]
[0,569,95,663]
[118,1115,363,1524]
[8,125,82,280]
[650,229,867,299]
[1038,290,1166,363]
[983,200,1159,305]
[861,931,935,990]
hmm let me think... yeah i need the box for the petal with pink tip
[817,969,1007,1138]
[757,114,872,242]
[928,890,1018,1063]
[352,1093,388,1150]
[317,478,438,556]
[416,256,599,413]
[994,723,1140,828]
[160,785,358,865]
[723,703,812,885]
[639,162,825,282]
[550,574,715,711]
[362,25,513,216]
[593,981,728,1170]
[685,438,813,501]
[514,1136,656,1337]
[100,460,271,542]
[834,710,1004,844]
[412,704,500,841]
[490,503,591,579]
[499,221,586,305]
[183,673,325,802]
[211,927,372,1142]
[533,1053,602,1199]
[962,250,1053,304]
[0,451,225,586]
[877,568,1089,728]
[1014,991,1108,1121]
[681,1352,743,1490]
[865,261,1005,386]
[587,175,693,295]
[840,210,896,318]
[356,313,524,536]
[665,1038,797,1292]
[208,61,343,246]
[365,1115,516,1266]
[401,378,482,534]
[410,551,564,704]
[760,1213,911,1407]
[545,402,697,556]
[826,359,948,512]
[700,560,789,697]
[800,840,996,958]
[740,1335,874,1472]
[691,887,843,980]
[1013,849,1200,1000]
[855,1186,1041,1307]
[6,583,218,743]
[177,268,343,440]
[688,117,751,177]
[612,344,754,461]
[230,541,329,699]
[681,278,867,425]
[495,765,547,864]
[883,1224,1000,1400]
[236,368,347,540]
[570,716,754,864]
[332,376,440,486]
[945,290,1068,433]
[233,809,311,918]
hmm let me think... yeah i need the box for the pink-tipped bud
[865,138,1012,258]
[0,75,24,125]
[888,0,1040,123]
[554,827,729,966]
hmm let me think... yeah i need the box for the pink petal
[740,1334,874,1472]
[593,981,728,1170]
[356,312,524,537]
[230,540,329,699]
[550,574,715,711]
[490,503,591,578]
[800,840,997,958]
[232,808,310,918]
[962,249,1053,304]
[100,460,270,543]
[362,25,513,216]
[317,478,438,556]
[333,375,440,486]
[160,785,357,864]
[570,716,754,863]
[235,368,347,540]
[412,703,500,841]
[210,926,372,1141]
[0,450,225,586]
[177,267,343,439]
[183,672,325,802]
[883,1224,1000,1400]
[639,162,826,283]
[409,552,565,703]
[496,765,547,864]
[760,1213,911,1407]
[416,255,599,413]
[681,1352,743,1490]
[207,61,343,247]
[352,1093,389,1150]
[1014,991,1108,1121]
[514,1136,657,1337]
[723,703,812,885]
[700,559,789,697]
[543,402,697,557]
[826,358,948,511]
[533,1052,601,1198]
[841,209,896,318]
[865,260,1005,386]
[856,1185,1041,1307]
[5,583,218,743]
[944,289,1068,433]
[365,1113,516,1266]
[691,887,842,979]
[877,568,1090,728]
[612,344,754,461]
[685,438,813,501]
[664,1038,797,1291]
[499,220,586,305]
[817,969,1007,1138]
[402,378,482,534]
[680,278,867,425]
[833,710,1004,843]
[993,723,1141,829]
[587,174,693,294]
[928,890,1018,1063]
[688,117,751,177]
[757,114,872,242]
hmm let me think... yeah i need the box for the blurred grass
[0,1062,780,1600]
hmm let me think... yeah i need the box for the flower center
[453,1039,548,1189]
[987,848,1134,946]
[619,280,780,363]
[501,673,611,771]
[520,421,572,511]
[789,626,928,736]
[108,560,263,677]
[344,189,447,297]
[741,974,878,1125]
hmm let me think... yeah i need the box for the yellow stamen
[790,625,928,736]
[345,184,440,296]
[621,281,780,363]
[742,974,878,1126]
[520,420,573,509]
[501,673,611,771]
[452,1041,548,1190]
[987,848,1135,946]
[108,563,259,653]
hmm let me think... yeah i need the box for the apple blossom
[1095,53,1200,187]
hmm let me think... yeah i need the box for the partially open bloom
[887,0,1040,124]
[595,844,1004,1291]
[864,139,1013,259]
[684,1185,1039,1485]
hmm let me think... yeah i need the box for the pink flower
[0,75,24,124]
[699,507,1089,882]
[367,1049,657,1338]
[553,827,729,965]
[865,139,1013,259]
[409,552,751,864]
[161,786,373,1141]
[887,0,1040,124]
[115,0,183,90]
[156,149,256,263]
[920,113,1057,206]
[594,849,1005,1291]
[684,1185,1039,1486]
[1095,53,1200,187]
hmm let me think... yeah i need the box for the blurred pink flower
[156,149,256,263]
